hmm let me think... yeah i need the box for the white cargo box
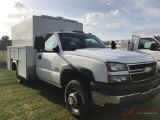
[7,46,36,79]
[11,15,83,46]
[8,15,83,80]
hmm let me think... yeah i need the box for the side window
[45,34,58,51]
[138,38,158,49]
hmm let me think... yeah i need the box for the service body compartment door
[7,48,11,70]
[11,48,18,59]
[18,48,27,79]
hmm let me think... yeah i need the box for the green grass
[0,68,75,120]
[0,50,7,68]
[0,51,160,120]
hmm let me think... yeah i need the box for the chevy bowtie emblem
[144,67,152,73]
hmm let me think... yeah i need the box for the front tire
[64,80,92,119]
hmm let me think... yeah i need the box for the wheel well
[12,62,17,71]
[61,70,90,89]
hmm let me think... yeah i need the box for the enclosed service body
[8,15,83,79]
[11,15,83,46]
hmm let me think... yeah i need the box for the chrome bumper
[92,85,160,105]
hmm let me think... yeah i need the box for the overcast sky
[0,0,160,40]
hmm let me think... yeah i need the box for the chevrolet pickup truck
[128,35,160,70]
[7,15,160,119]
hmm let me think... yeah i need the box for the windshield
[59,33,107,51]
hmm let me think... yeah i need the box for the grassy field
[0,50,160,120]
[0,50,7,68]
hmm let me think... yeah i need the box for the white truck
[128,35,160,70]
[7,15,160,119]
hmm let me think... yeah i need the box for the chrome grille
[128,62,157,82]
[130,69,156,82]
[129,62,156,71]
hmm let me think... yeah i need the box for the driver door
[36,34,61,86]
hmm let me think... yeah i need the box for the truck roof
[47,31,85,34]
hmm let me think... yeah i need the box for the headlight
[108,75,130,83]
[106,63,128,71]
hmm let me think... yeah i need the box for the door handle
[38,55,42,59]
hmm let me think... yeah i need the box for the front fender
[60,64,95,82]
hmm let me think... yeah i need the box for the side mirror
[53,45,59,53]
[34,36,45,51]
[150,43,157,51]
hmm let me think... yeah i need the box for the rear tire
[64,80,92,119]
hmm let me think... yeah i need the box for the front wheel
[64,80,92,119]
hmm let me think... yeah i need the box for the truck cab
[129,35,160,70]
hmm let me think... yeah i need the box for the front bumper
[91,75,160,105]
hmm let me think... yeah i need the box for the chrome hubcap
[68,93,78,108]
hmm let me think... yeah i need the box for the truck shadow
[89,103,136,120]
[89,96,158,120]
[22,79,66,107]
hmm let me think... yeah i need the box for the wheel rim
[68,93,78,108]
[67,88,83,112]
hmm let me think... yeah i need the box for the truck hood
[66,48,154,63]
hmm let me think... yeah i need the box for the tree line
[0,35,11,50]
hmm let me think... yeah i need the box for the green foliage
[0,35,12,50]
[0,68,75,120]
